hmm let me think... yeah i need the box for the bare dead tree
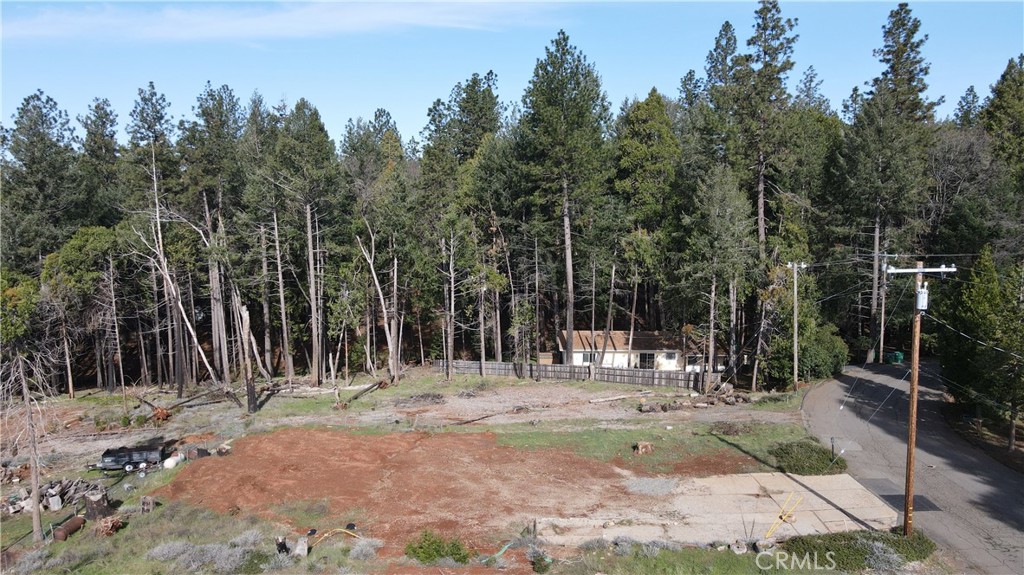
[1,286,61,543]
[356,220,400,384]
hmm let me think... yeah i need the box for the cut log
[85,491,114,520]
[589,391,652,404]
[338,380,385,409]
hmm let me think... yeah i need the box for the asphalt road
[803,363,1024,575]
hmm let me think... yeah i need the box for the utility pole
[879,254,889,363]
[886,261,956,536]
[787,262,807,389]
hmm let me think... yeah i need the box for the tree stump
[84,491,114,520]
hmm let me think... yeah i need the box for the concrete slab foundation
[536,472,897,547]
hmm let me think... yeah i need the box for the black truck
[97,446,164,472]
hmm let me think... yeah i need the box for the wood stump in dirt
[633,441,654,455]
[84,491,114,520]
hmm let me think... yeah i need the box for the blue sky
[3,1,1022,145]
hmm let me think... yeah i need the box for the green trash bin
[892,351,904,364]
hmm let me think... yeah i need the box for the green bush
[404,530,471,565]
[769,440,846,475]
[763,322,848,390]
[782,529,935,571]
[134,415,148,427]
[801,324,849,379]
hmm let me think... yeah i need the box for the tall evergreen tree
[77,98,121,228]
[954,86,981,128]
[518,30,611,363]
[738,0,798,260]
[840,3,934,361]
[982,55,1024,185]
[1,91,83,275]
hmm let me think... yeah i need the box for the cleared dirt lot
[4,376,806,573]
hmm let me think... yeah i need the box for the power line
[917,366,1011,412]
[837,280,910,412]
[923,312,1024,361]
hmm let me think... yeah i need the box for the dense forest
[2,2,1022,444]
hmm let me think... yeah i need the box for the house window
[582,352,596,365]
[639,353,655,369]
[664,352,676,361]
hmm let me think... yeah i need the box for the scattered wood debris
[393,393,445,408]
[637,391,751,413]
[94,515,125,536]
[1,477,107,516]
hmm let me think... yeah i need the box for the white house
[556,330,728,372]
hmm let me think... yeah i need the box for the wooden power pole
[787,262,807,389]
[886,261,956,536]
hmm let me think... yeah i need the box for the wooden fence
[434,360,719,390]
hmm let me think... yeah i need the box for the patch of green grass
[271,498,334,529]
[495,422,808,474]
[768,440,847,475]
[781,529,935,572]
[557,544,765,575]
[750,392,802,412]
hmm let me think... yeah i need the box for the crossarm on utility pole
[885,261,956,537]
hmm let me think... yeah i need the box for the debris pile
[94,514,125,536]
[393,393,445,408]
[637,391,751,413]
[0,464,30,484]
[2,477,107,515]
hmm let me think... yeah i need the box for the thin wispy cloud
[4,2,557,42]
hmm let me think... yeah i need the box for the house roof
[556,330,699,353]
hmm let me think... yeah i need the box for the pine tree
[981,55,1024,186]
[77,98,121,228]
[0,91,83,275]
[841,3,935,362]
[518,30,611,364]
[738,0,798,260]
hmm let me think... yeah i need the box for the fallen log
[589,391,652,404]
[337,380,386,409]
[453,412,501,426]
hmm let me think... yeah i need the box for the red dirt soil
[156,427,739,573]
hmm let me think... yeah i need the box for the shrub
[348,538,383,561]
[134,415,149,427]
[258,551,296,572]
[578,538,608,551]
[229,529,264,548]
[526,545,552,573]
[148,541,194,562]
[763,323,849,389]
[769,440,846,475]
[404,530,471,565]
[612,536,637,556]
[781,529,935,571]
[13,549,48,575]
